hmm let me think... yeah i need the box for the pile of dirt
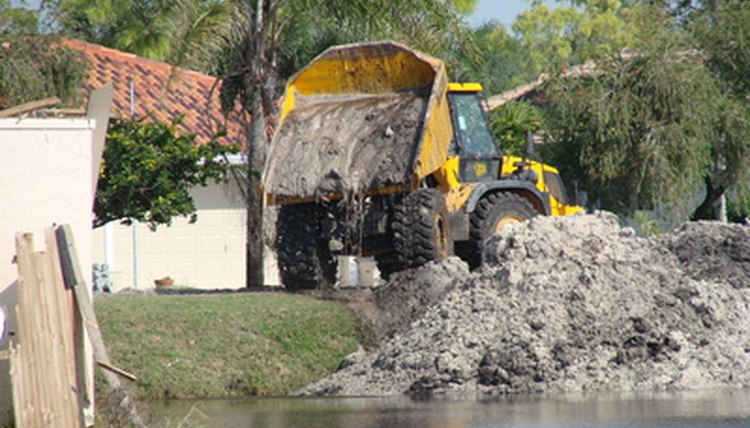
[661,221,750,289]
[373,257,469,340]
[264,92,426,198]
[302,212,750,397]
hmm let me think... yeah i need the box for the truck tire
[393,189,453,269]
[466,191,538,269]
[276,204,335,290]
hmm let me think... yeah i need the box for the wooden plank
[0,97,61,118]
[10,232,83,428]
[37,108,87,116]
[45,229,83,426]
[56,225,148,428]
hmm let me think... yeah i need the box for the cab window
[448,92,499,159]
[543,171,569,205]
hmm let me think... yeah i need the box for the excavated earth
[303,212,750,397]
[264,92,427,198]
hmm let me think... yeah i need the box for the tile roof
[66,39,247,148]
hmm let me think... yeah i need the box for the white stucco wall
[0,117,95,422]
[91,180,278,290]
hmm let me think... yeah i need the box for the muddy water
[151,389,750,427]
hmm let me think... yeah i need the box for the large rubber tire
[393,189,453,270]
[466,191,538,269]
[276,204,335,291]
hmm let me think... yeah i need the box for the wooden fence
[10,229,84,427]
[7,225,146,428]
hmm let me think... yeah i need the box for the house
[67,40,268,290]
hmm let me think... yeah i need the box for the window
[448,92,499,159]
[543,171,569,205]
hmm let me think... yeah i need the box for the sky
[467,0,537,27]
[468,0,566,28]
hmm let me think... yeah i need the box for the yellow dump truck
[264,41,583,289]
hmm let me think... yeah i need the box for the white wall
[91,180,278,290]
[0,117,95,422]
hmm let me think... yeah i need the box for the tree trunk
[692,175,726,220]
[245,100,266,287]
[245,0,268,287]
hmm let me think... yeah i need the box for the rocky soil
[264,92,426,198]
[302,212,750,397]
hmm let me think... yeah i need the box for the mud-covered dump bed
[264,91,427,197]
[263,41,453,201]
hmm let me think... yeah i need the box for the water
[151,390,750,427]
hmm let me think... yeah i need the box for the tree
[94,117,239,230]
[0,0,36,34]
[540,7,722,221]
[513,0,637,75]
[0,37,87,109]
[455,22,532,94]
[50,0,174,61]
[1,1,87,110]
[488,101,543,157]
[688,0,750,219]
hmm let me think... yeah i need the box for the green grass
[94,293,362,400]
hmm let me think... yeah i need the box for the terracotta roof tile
[66,39,246,148]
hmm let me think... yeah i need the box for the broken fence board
[0,97,61,118]
[56,225,148,428]
[10,232,83,428]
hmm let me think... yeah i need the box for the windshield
[448,92,499,159]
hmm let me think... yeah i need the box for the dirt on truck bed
[302,212,750,397]
[264,91,427,198]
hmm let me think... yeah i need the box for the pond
[151,389,750,427]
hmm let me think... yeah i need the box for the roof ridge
[64,38,217,84]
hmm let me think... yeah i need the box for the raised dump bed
[264,42,452,201]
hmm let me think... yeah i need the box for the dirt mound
[662,221,750,289]
[302,213,750,397]
[373,257,468,340]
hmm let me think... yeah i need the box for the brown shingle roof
[66,39,246,147]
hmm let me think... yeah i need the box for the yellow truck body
[264,42,583,289]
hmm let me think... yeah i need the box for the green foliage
[94,117,239,230]
[0,35,88,109]
[52,0,174,61]
[95,293,361,398]
[541,7,721,219]
[50,0,475,77]
[455,23,532,93]
[450,0,478,14]
[691,0,750,95]
[489,101,542,157]
[727,192,750,224]
[0,0,37,34]
[513,0,637,75]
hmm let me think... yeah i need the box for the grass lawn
[95,292,362,399]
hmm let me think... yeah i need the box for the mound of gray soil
[373,257,468,340]
[302,212,750,397]
[662,221,750,289]
[264,92,426,198]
